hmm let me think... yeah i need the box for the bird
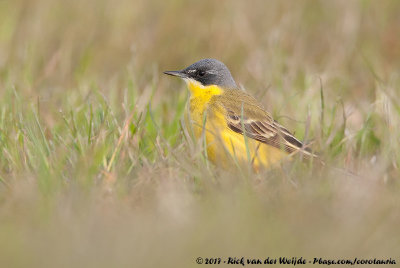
[164,58,316,170]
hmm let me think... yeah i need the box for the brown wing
[226,109,317,158]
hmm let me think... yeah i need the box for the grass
[1,0,400,267]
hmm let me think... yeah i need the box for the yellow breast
[185,79,286,170]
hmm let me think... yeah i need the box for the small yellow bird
[164,59,316,170]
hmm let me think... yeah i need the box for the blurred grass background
[0,0,400,267]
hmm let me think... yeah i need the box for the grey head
[164,58,237,89]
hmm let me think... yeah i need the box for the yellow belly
[185,80,287,170]
[188,102,287,170]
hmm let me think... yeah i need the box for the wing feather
[210,91,317,158]
[225,109,316,158]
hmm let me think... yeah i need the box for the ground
[0,0,399,267]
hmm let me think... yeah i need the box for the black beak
[163,70,188,78]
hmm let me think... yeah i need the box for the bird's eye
[198,70,206,77]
